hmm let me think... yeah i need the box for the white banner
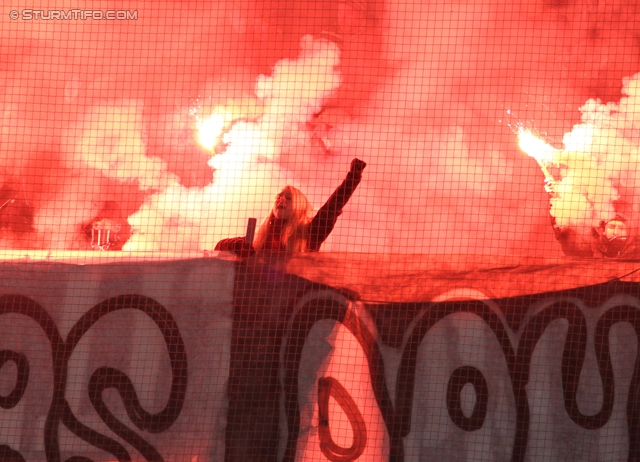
[0,254,235,462]
[279,283,640,462]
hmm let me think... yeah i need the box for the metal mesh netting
[1,1,640,461]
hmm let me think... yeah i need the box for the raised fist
[350,158,367,175]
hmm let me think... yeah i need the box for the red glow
[0,1,638,256]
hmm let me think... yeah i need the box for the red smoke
[0,0,638,255]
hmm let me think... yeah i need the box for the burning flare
[517,128,558,181]
[124,36,343,252]
[518,123,619,230]
[514,70,640,234]
[194,97,266,153]
[197,114,226,151]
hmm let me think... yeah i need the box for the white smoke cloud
[124,36,343,252]
[546,73,640,231]
[2,0,638,256]
[255,35,342,129]
[62,101,178,192]
[26,100,182,250]
[32,178,103,250]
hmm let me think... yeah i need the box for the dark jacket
[215,170,362,256]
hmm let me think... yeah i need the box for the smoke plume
[546,73,640,234]
[0,0,639,256]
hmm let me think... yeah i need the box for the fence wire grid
[1,1,640,461]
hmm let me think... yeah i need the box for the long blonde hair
[253,186,313,252]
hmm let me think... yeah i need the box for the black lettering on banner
[0,350,29,410]
[446,366,488,432]
[593,305,640,460]
[396,300,519,460]
[394,284,640,462]
[0,444,25,462]
[281,294,401,462]
[0,352,29,460]
[396,300,595,462]
[0,294,188,462]
[318,376,367,461]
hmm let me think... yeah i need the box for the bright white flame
[517,129,558,164]
[198,113,226,151]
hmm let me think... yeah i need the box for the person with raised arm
[215,159,366,257]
